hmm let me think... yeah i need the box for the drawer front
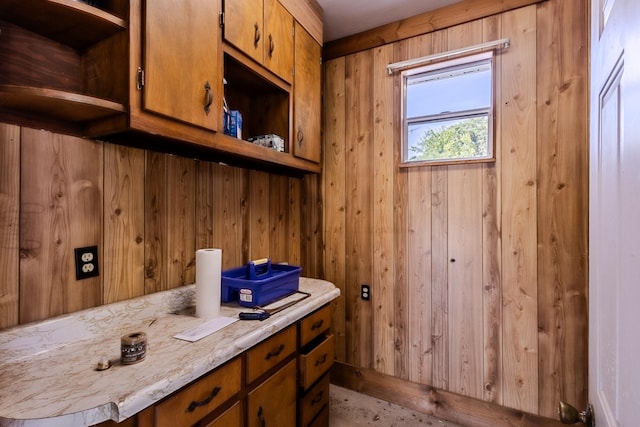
[300,373,330,427]
[307,404,329,427]
[246,324,296,384]
[300,305,331,347]
[154,357,241,427]
[299,334,334,390]
[202,401,242,427]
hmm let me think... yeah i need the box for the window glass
[402,52,494,165]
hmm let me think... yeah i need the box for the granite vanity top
[0,278,339,427]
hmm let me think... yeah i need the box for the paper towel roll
[196,248,222,318]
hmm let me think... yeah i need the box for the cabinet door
[293,23,322,163]
[263,0,294,83]
[224,0,264,64]
[143,0,221,131]
[247,360,297,427]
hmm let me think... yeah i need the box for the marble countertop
[0,278,339,427]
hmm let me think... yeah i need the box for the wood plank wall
[0,124,321,326]
[323,0,588,419]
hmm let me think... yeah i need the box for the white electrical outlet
[74,246,99,280]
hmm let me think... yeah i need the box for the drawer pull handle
[310,319,324,331]
[258,405,266,427]
[315,353,328,366]
[311,390,324,405]
[265,343,285,360]
[185,386,221,412]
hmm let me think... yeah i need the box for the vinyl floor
[329,385,467,427]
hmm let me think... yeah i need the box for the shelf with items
[223,49,291,155]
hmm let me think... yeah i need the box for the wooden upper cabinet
[143,0,221,131]
[0,0,322,174]
[293,23,322,163]
[224,0,294,83]
[263,0,294,83]
[224,0,264,64]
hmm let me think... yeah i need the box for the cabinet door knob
[254,22,261,48]
[204,81,213,115]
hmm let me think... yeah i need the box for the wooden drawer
[246,325,296,384]
[299,373,330,427]
[202,401,242,427]
[300,305,331,347]
[299,334,334,390]
[154,357,241,427]
[307,404,329,427]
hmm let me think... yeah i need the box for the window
[401,52,494,165]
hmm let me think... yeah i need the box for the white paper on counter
[173,316,238,342]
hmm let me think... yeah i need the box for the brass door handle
[558,401,594,427]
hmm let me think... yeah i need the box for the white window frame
[400,51,496,166]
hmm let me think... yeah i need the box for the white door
[589,0,640,426]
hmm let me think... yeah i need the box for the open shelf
[213,133,321,173]
[0,85,126,122]
[0,0,126,49]
[224,50,291,152]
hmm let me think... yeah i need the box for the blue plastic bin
[221,259,301,307]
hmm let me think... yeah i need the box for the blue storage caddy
[221,259,301,307]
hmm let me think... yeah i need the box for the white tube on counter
[195,248,222,318]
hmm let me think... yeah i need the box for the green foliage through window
[408,116,489,161]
